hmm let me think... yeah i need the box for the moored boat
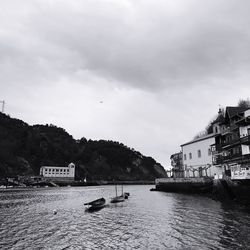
[84,197,106,211]
[111,195,125,203]
[111,185,125,203]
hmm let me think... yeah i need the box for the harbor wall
[155,177,213,194]
[156,177,250,204]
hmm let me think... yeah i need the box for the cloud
[1,0,250,166]
[1,0,250,91]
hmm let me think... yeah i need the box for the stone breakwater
[155,177,250,204]
[155,177,213,194]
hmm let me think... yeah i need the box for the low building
[40,163,75,181]
[181,133,222,178]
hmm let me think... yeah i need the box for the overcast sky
[1,0,250,168]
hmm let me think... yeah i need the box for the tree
[238,98,250,109]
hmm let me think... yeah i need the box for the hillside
[0,112,167,181]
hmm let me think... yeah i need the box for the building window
[208,148,211,156]
[184,154,187,161]
[189,153,192,159]
[198,150,201,158]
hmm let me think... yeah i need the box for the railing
[213,153,250,165]
[240,135,250,145]
[219,135,250,148]
[222,153,242,162]
[211,146,223,155]
[221,124,238,135]
[221,137,241,148]
[230,123,238,131]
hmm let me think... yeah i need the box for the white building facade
[181,134,222,178]
[40,163,75,181]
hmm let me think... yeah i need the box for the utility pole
[0,100,5,113]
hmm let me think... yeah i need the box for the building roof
[170,152,182,159]
[211,110,225,124]
[40,163,75,169]
[226,106,248,119]
[181,133,216,147]
[41,166,69,169]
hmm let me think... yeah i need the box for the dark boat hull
[84,198,106,210]
[86,204,106,212]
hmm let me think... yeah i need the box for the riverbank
[0,180,155,189]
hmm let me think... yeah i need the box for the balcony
[215,135,250,149]
[221,124,238,135]
[221,153,242,162]
[235,116,250,126]
[240,135,250,145]
[217,153,250,164]
[221,138,241,148]
[230,123,238,131]
[213,153,239,164]
[221,127,232,135]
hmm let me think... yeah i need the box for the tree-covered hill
[0,112,167,181]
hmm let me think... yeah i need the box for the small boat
[84,197,106,211]
[111,195,125,203]
[111,185,125,203]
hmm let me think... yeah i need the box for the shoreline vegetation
[0,112,167,183]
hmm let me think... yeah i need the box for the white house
[181,134,222,178]
[40,163,75,181]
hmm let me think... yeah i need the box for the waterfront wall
[155,177,213,194]
[156,177,250,204]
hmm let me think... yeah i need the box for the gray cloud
[1,0,250,90]
[1,0,250,166]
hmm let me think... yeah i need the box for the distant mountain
[0,112,167,181]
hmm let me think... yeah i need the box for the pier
[155,177,213,194]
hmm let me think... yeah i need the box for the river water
[0,185,250,250]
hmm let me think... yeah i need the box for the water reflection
[219,202,250,250]
[0,186,250,250]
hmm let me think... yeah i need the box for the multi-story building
[170,152,183,177]
[212,107,250,180]
[169,106,250,180]
[40,163,75,181]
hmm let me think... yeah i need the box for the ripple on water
[1,186,250,250]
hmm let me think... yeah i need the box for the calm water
[0,185,250,250]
